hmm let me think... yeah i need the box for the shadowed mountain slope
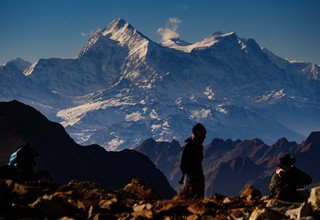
[0,100,175,199]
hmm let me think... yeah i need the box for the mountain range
[136,131,320,196]
[0,18,319,150]
[0,100,318,199]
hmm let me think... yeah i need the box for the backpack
[8,144,37,173]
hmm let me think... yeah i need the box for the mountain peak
[6,57,32,73]
[104,18,133,34]
[304,131,320,145]
[211,31,224,36]
[79,18,149,59]
[221,31,237,37]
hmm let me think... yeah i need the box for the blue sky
[1,0,319,65]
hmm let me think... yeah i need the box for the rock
[155,200,190,218]
[98,198,132,217]
[223,197,232,204]
[266,199,302,215]
[187,202,208,215]
[308,187,320,210]
[121,179,159,201]
[208,193,227,206]
[1,178,319,219]
[186,214,200,220]
[229,207,251,219]
[29,196,85,218]
[4,179,58,203]
[99,198,118,209]
[59,217,76,220]
[132,203,153,218]
[93,213,119,220]
[240,185,262,201]
[249,207,286,220]
[133,203,153,212]
[285,202,312,219]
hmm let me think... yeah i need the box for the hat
[192,123,206,135]
[277,153,296,169]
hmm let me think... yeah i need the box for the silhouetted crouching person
[0,143,51,182]
[269,153,312,202]
[0,143,36,180]
[178,123,206,199]
[9,143,37,175]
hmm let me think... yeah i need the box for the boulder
[249,207,286,220]
[29,195,85,219]
[308,187,320,210]
[132,202,153,218]
[121,178,159,201]
[285,202,312,219]
[240,185,262,201]
[266,199,302,214]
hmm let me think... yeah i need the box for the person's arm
[269,168,284,193]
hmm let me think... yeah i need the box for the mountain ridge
[0,18,319,149]
[135,131,320,196]
[0,100,175,199]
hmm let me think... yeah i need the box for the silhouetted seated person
[178,123,206,199]
[0,143,51,182]
[9,143,38,176]
[269,153,312,202]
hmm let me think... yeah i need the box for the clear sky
[1,0,319,65]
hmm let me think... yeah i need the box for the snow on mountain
[161,38,192,51]
[1,18,319,150]
[161,31,243,53]
[5,58,32,73]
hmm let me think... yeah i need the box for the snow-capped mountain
[5,57,32,73]
[0,18,319,150]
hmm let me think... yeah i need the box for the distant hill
[0,100,175,199]
[136,132,320,196]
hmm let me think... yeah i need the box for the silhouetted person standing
[269,153,312,202]
[178,123,206,199]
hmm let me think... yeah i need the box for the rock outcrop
[0,180,319,219]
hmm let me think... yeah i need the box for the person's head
[192,123,207,144]
[277,153,296,170]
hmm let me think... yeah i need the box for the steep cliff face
[0,100,175,199]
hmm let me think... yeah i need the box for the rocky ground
[0,178,319,219]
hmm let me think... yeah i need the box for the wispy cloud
[80,27,102,37]
[90,27,101,36]
[157,17,182,42]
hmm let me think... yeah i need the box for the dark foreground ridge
[1,178,320,219]
[0,100,175,199]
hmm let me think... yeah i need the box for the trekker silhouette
[178,123,206,199]
[269,153,312,202]
[9,143,37,175]
[0,143,52,182]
